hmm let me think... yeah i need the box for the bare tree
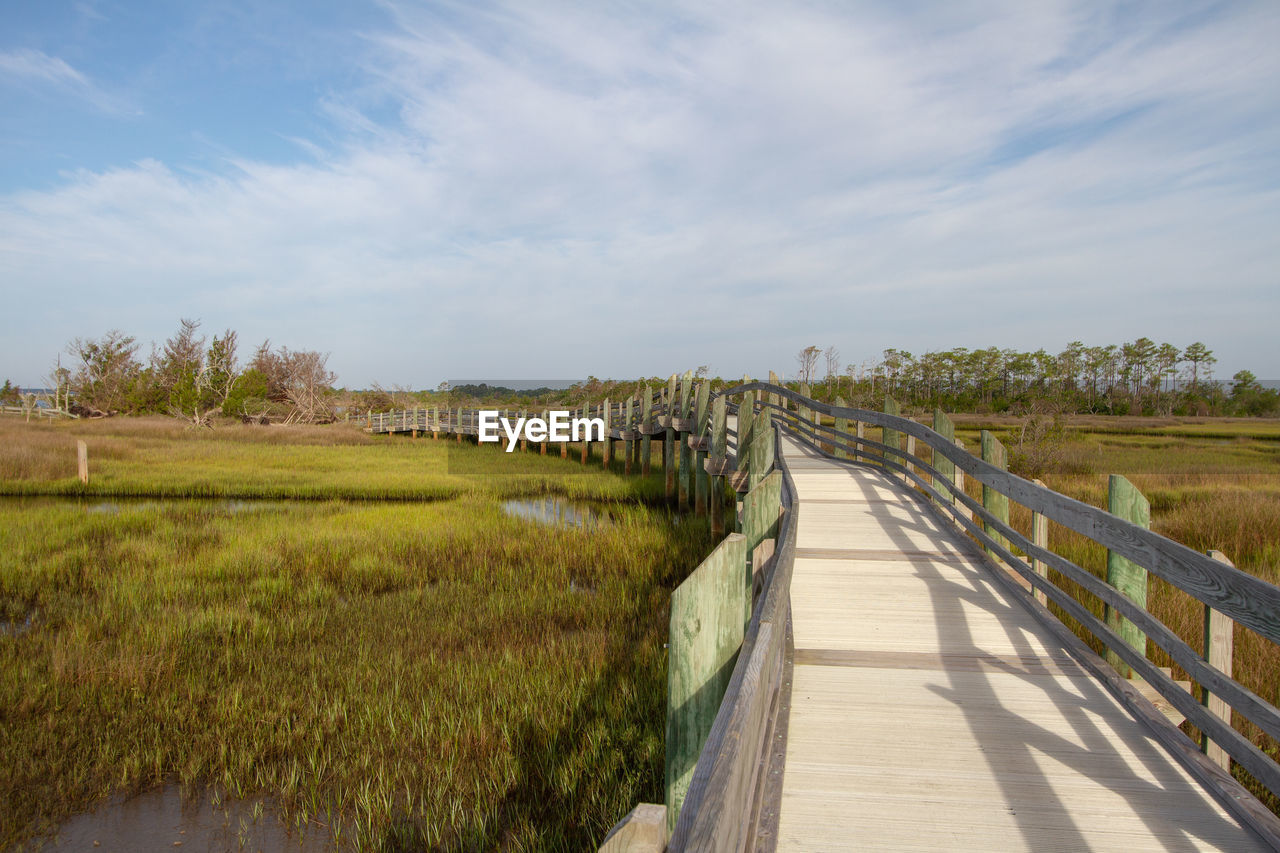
[280,348,337,424]
[824,346,840,381]
[795,346,821,384]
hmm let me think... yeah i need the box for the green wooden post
[598,400,608,467]
[798,382,812,430]
[665,533,749,833]
[980,430,1009,557]
[624,397,635,475]
[710,395,728,538]
[665,374,677,501]
[737,390,756,482]
[834,397,849,459]
[641,385,654,476]
[882,395,901,469]
[1104,475,1150,678]
[749,408,774,491]
[741,470,783,628]
[767,370,781,410]
[694,381,710,517]
[678,371,693,510]
[932,410,956,497]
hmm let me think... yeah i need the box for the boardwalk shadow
[783,436,1257,850]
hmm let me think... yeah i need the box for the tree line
[39,321,338,425]
[794,340,1278,417]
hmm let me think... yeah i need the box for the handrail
[722,381,1280,846]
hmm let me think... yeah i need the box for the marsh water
[33,785,337,852]
[500,496,608,528]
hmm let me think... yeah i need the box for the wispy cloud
[0,46,134,114]
[0,48,88,87]
[1,1,1279,386]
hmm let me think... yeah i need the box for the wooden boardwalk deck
[774,435,1269,851]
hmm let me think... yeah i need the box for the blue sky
[2,0,1278,388]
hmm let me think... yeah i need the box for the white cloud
[2,1,1279,386]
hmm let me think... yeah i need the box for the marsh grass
[1,498,713,849]
[0,418,713,850]
[0,417,666,503]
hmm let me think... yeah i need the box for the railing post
[677,372,694,510]
[590,400,600,466]
[540,409,548,455]
[767,371,781,411]
[980,430,1010,557]
[953,438,971,522]
[834,397,849,459]
[625,396,635,475]
[749,408,774,492]
[641,385,653,476]
[1202,550,1236,770]
[1104,474,1150,678]
[665,374,677,501]
[1031,478,1050,606]
[932,410,955,504]
[741,470,783,628]
[694,382,710,516]
[883,395,900,470]
[709,395,728,538]
[798,382,811,430]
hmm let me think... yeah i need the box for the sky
[2,0,1278,389]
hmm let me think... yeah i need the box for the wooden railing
[361,377,1280,849]
[728,380,1280,847]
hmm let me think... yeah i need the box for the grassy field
[0,417,711,850]
[0,416,666,502]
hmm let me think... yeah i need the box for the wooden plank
[1105,474,1150,678]
[666,533,749,834]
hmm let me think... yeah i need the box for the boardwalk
[774,435,1268,851]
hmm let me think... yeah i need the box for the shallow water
[35,785,337,852]
[501,496,607,529]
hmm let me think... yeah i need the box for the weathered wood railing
[732,380,1280,847]
[361,377,1280,849]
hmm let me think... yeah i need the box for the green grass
[0,419,713,850]
[0,416,666,502]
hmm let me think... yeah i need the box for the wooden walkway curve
[775,434,1268,851]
